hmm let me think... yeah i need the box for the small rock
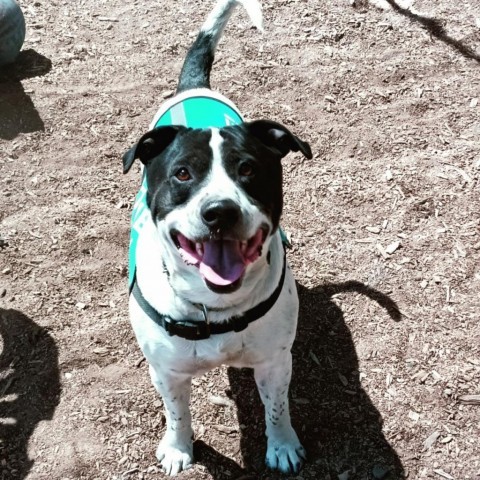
[0,288,6,298]
[365,226,381,234]
[162,90,174,99]
[75,302,86,310]
[2,267,11,275]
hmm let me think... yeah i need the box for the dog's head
[123,121,312,295]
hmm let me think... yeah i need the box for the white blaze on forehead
[207,128,239,200]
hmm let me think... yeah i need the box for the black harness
[131,252,287,341]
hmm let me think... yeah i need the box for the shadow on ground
[0,49,52,140]
[195,281,405,479]
[0,308,60,480]
[384,0,480,63]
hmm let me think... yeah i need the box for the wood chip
[309,350,320,365]
[212,424,237,434]
[355,237,376,243]
[408,410,420,422]
[377,243,389,259]
[208,395,234,408]
[97,16,119,22]
[424,430,440,450]
[338,373,348,386]
[458,394,480,405]
[385,241,400,254]
[412,369,429,383]
[93,347,109,355]
[433,469,454,480]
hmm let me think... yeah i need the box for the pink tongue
[199,239,246,286]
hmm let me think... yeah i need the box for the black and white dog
[122,0,312,475]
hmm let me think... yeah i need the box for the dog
[122,0,312,475]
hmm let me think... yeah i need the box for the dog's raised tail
[177,0,263,94]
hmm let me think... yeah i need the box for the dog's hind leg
[149,365,194,475]
[254,354,306,474]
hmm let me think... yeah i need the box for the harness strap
[131,252,287,341]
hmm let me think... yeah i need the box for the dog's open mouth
[171,228,266,290]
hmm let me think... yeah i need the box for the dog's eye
[239,162,254,177]
[175,168,191,182]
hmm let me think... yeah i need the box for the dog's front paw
[265,438,306,474]
[156,438,194,476]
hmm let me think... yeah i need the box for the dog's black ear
[122,126,185,174]
[246,120,312,160]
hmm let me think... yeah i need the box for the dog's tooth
[196,242,204,256]
[241,241,247,254]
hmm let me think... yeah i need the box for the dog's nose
[201,199,241,231]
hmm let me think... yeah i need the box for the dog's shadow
[0,49,52,140]
[195,281,405,479]
[0,308,61,479]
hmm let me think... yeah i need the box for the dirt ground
[1,0,479,479]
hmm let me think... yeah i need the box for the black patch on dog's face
[219,125,284,231]
[144,129,214,220]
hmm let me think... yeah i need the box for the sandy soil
[1,0,479,479]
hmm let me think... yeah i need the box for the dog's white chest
[129,266,298,377]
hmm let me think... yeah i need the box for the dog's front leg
[254,354,306,474]
[149,365,194,475]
